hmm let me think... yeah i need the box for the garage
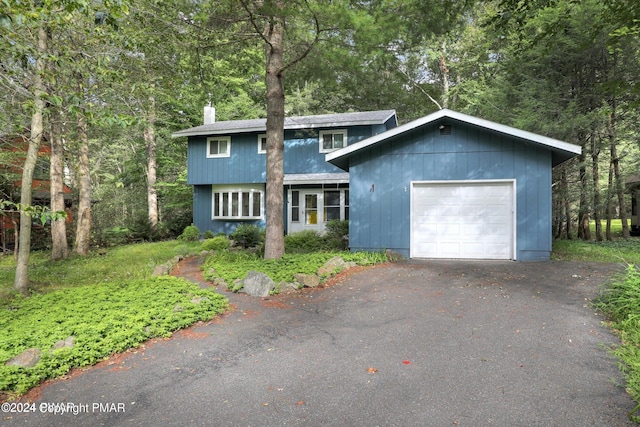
[326,109,582,261]
[411,181,515,259]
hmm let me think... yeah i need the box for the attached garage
[411,181,515,259]
[326,109,582,261]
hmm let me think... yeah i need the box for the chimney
[204,105,216,124]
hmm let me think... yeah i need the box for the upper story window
[258,134,267,154]
[319,130,347,153]
[207,136,230,158]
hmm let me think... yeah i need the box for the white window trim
[207,136,231,158]
[212,184,264,220]
[319,129,348,153]
[258,134,267,154]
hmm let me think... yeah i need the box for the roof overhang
[326,109,582,171]
[283,172,349,185]
[172,110,397,138]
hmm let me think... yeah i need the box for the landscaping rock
[242,270,275,297]
[317,256,349,277]
[6,348,41,368]
[278,281,299,293]
[293,273,320,288]
[191,296,210,305]
[51,336,75,353]
[153,264,170,276]
[385,249,404,262]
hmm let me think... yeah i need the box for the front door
[288,190,324,234]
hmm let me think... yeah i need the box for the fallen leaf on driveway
[402,360,411,365]
[367,367,379,373]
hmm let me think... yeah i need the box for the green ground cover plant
[0,240,225,399]
[203,250,387,287]
[0,276,228,397]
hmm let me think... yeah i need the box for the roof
[172,110,397,138]
[326,109,582,170]
[283,173,349,185]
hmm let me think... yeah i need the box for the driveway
[2,259,636,426]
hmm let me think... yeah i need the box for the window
[207,136,230,158]
[324,190,349,221]
[213,185,263,219]
[258,134,267,154]
[291,191,300,222]
[319,130,347,153]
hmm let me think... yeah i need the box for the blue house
[173,108,580,261]
[326,109,581,261]
[172,107,398,236]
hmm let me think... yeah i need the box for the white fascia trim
[327,109,581,163]
[284,173,349,185]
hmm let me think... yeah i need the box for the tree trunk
[605,149,614,241]
[577,148,591,240]
[607,110,630,238]
[263,1,286,260]
[439,41,450,109]
[14,27,48,295]
[74,113,92,255]
[50,108,69,260]
[590,133,603,241]
[145,90,158,231]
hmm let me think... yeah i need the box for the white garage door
[411,181,514,259]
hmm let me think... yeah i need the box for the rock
[278,281,299,293]
[317,256,349,277]
[385,249,404,262]
[293,273,320,288]
[191,296,210,304]
[51,336,75,353]
[153,264,170,276]
[6,348,41,368]
[242,270,275,297]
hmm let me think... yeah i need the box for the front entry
[287,188,349,234]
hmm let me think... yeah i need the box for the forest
[1,1,639,291]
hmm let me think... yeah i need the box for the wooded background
[1,0,639,258]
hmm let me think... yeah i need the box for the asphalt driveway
[2,259,636,426]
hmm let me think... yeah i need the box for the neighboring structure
[326,109,581,261]
[174,108,581,261]
[0,136,73,251]
[172,107,398,236]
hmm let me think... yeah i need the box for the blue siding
[348,122,553,261]
[192,185,265,236]
[188,125,377,185]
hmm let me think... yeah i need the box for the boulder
[278,281,299,293]
[317,256,349,277]
[51,336,75,353]
[6,348,41,368]
[293,273,320,288]
[242,270,275,297]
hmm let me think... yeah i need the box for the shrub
[202,230,215,239]
[324,220,349,250]
[202,235,230,251]
[178,224,200,242]
[285,230,327,253]
[230,224,264,248]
